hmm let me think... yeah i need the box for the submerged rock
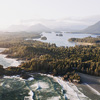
[21,73,32,79]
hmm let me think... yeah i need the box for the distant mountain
[53,27,71,32]
[82,21,100,34]
[7,25,28,32]
[6,24,51,33]
[27,24,52,32]
[53,25,87,32]
[6,23,88,33]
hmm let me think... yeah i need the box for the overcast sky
[0,0,100,29]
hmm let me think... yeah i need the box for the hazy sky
[0,0,100,29]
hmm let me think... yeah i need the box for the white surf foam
[28,77,34,81]
[41,74,91,100]
[38,81,49,89]
[28,90,34,100]
[47,96,61,100]
[0,53,21,68]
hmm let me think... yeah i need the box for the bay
[32,32,97,47]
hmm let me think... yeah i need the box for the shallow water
[0,48,21,68]
[0,74,93,100]
[0,74,64,100]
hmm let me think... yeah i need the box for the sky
[0,0,100,29]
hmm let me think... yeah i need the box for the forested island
[56,33,63,36]
[0,32,100,84]
[68,36,100,44]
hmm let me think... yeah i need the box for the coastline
[0,48,22,68]
[1,71,100,100]
[0,47,100,99]
[40,73,90,100]
[77,72,100,93]
[0,48,8,52]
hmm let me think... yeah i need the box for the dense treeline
[19,56,100,76]
[19,58,80,82]
[2,43,57,60]
[2,43,100,76]
[68,36,100,43]
[0,65,5,76]
[0,32,100,83]
[0,32,41,48]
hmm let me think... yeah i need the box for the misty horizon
[0,0,100,31]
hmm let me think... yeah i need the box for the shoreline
[78,72,100,93]
[0,48,22,68]
[1,72,100,100]
[0,47,100,99]
[76,42,94,46]
[40,73,90,100]
[0,48,8,52]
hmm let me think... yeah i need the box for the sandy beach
[76,42,94,46]
[76,72,100,100]
[78,72,100,93]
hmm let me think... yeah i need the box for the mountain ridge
[82,21,100,34]
[27,23,52,32]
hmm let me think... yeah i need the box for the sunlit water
[31,32,98,47]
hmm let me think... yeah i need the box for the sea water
[32,32,97,47]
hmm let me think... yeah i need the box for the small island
[59,33,63,36]
[56,33,63,36]
[41,36,47,40]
